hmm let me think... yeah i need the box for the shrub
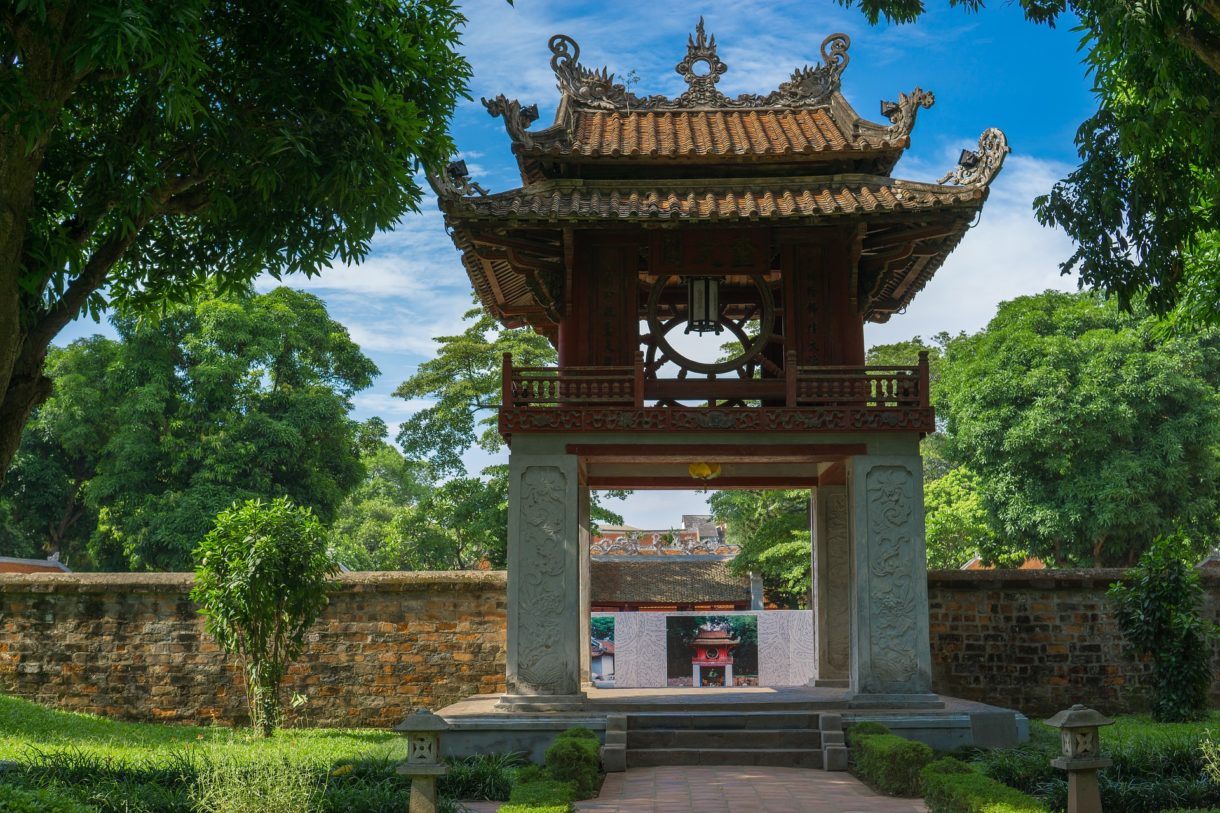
[192,497,339,736]
[553,727,599,743]
[543,736,599,798]
[1109,535,1215,722]
[921,757,1046,813]
[507,778,578,805]
[497,805,572,813]
[0,783,96,813]
[439,752,525,801]
[852,732,933,796]
[847,721,891,743]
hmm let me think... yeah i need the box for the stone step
[628,728,822,749]
[626,712,821,730]
[626,747,824,769]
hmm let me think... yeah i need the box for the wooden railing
[503,352,642,407]
[502,351,929,409]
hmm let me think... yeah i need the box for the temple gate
[432,20,1008,712]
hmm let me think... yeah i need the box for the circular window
[705,647,719,660]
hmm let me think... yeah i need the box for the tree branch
[1173,21,1220,76]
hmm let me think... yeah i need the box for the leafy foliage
[937,291,1220,566]
[0,0,472,478]
[923,467,1004,569]
[920,757,1047,813]
[708,489,809,606]
[836,0,1220,323]
[850,728,934,797]
[192,498,338,736]
[1108,536,1215,721]
[0,287,376,571]
[394,307,555,477]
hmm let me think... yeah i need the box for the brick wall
[926,569,1220,716]
[0,571,506,728]
[4,568,1217,725]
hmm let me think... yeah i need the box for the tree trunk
[253,670,281,738]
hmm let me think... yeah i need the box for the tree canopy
[0,286,377,570]
[0,0,471,480]
[838,0,1220,322]
[937,290,1220,566]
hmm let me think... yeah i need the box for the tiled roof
[440,176,983,224]
[590,558,751,604]
[521,108,899,161]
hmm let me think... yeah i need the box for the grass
[968,712,1220,813]
[0,694,523,813]
[0,693,404,768]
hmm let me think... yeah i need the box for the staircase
[602,711,848,771]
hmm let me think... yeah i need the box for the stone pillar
[692,665,701,687]
[579,484,592,686]
[810,486,851,688]
[725,664,734,687]
[749,572,765,610]
[846,455,938,706]
[500,453,586,709]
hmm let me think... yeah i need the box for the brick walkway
[461,766,927,813]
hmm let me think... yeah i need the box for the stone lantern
[396,709,450,813]
[1044,704,1114,813]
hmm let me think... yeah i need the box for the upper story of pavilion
[430,20,1009,438]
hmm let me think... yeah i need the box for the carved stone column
[500,454,586,710]
[579,484,592,686]
[810,486,851,688]
[846,455,939,706]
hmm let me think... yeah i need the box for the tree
[0,286,377,570]
[395,306,556,476]
[1109,535,1215,721]
[193,497,338,736]
[709,489,810,607]
[923,466,1007,568]
[838,0,1220,321]
[938,290,1220,566]
[0,0,470,481]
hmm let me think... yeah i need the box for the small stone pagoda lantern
[1045,704,1114,813]
[396,709,450,813]
[690,623,739,688]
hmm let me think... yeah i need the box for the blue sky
[60,1,1097,527]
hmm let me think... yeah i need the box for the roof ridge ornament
[674,17,728,107]
[547,26,852,111]
[939,128,1010,187]
[883,87,935,140]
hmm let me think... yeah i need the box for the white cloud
[866,153,1080,346]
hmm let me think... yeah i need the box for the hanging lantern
[688,462,722,481]
[684,276,723,335]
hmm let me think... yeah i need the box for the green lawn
[0,693,404,767]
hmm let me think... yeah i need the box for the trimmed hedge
[497,806,571,813]
[921,757,1047,813]
[849,724,933,797]
[544,736,599,798]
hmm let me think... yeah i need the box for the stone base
[494,692,587,712]
[811,678,850,689]
[847,692,944,709]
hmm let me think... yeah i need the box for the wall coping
[0,570,508,594]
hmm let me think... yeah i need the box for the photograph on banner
[665,615,758,687]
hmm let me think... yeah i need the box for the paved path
[461,766,927,813]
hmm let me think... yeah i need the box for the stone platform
[437,686,1028,765]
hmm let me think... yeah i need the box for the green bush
[1108,535,1215,722]
[553,727,599,743]
[921,757,1046,813]
[193,497,339,736]
[497,805,572,813]
[543,737,599,798]
[851,732,933,796]
[508,778,578,805]
[439,752,525,801]
[0,783,96,813]
[846,721,891,743]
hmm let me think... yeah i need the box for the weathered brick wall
[927,569,1220,716]
[0,571,506,728]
